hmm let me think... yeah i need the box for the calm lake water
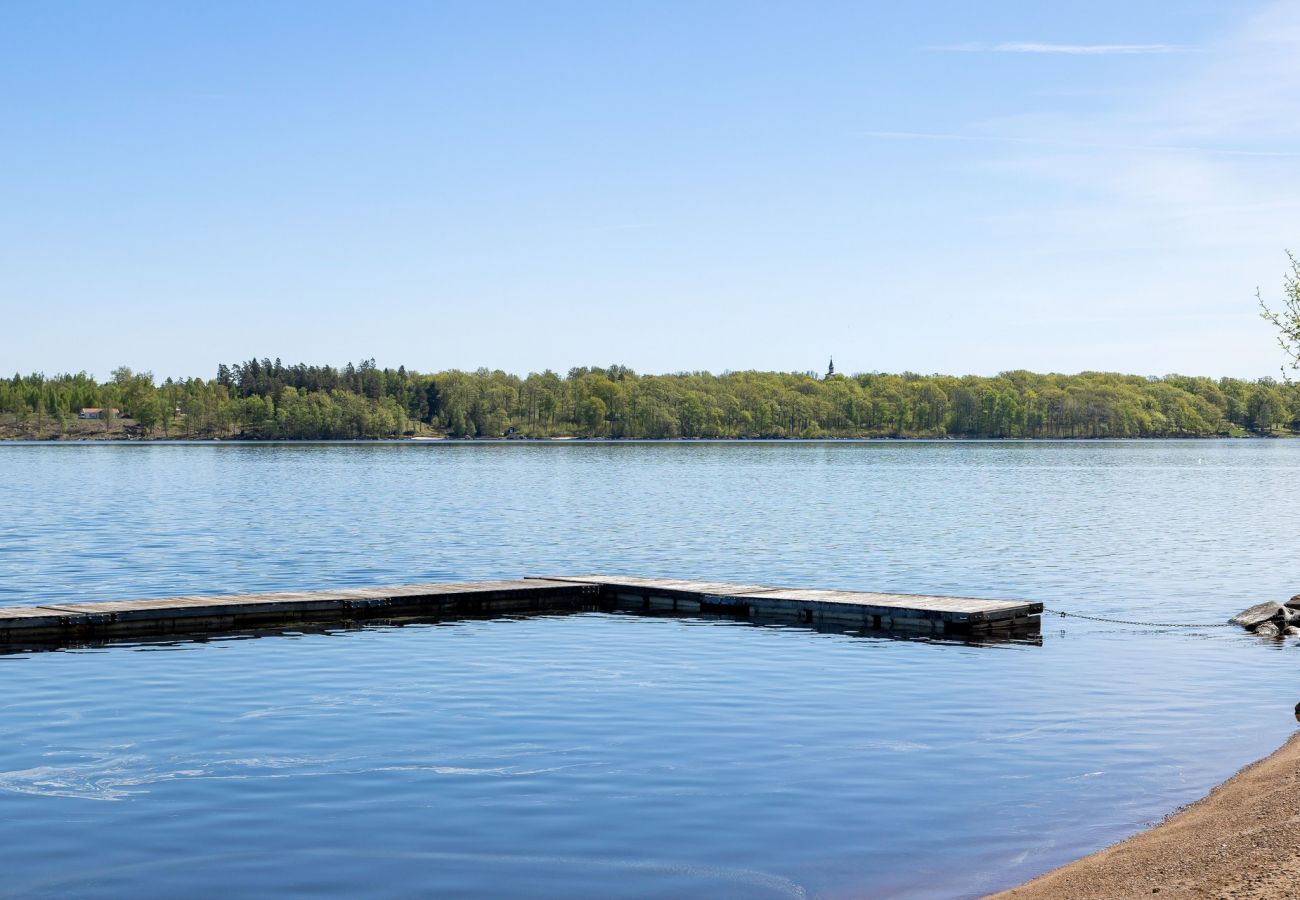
[2,440,1299,898]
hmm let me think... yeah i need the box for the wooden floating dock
[536,575,1042,633]
[0,575,1041,648]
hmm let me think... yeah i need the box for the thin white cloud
[895,0,1300,375]
[941,41,1190,55]
[859,130,1300,158]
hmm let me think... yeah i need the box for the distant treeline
[3,359,1298,440]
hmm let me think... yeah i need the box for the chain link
[1043,608,1236,628]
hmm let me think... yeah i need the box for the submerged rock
[1254,621,1281,638]
[1230,602,1285,629]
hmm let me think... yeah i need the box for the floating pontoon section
[0,575,1041,648]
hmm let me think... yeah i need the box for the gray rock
[1287,594,1300,610]
[1230,602,1285,629]
[1254,621,1281,637]
[1285,626,1300,636]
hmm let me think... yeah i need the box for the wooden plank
[0,579,592,644]
[533,575,1042,626]
[21,580,580,616]
[737,588,1038,619]
[0,606,70,622]
[536,575,775,597]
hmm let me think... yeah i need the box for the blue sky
[2,0,1296,380]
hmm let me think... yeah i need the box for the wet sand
[993,731,1300,899]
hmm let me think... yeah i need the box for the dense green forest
[2,359,1298,440]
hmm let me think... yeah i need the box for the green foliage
[2,360,1299,440]
[1260,250,1300,377]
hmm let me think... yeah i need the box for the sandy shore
[993,730,1300,899]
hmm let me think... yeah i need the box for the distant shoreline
[0,434,1288,446]
[7,365,1297,442]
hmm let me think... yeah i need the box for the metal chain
[1042,608,1236,628]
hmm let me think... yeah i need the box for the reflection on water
[1,441,1299,897]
